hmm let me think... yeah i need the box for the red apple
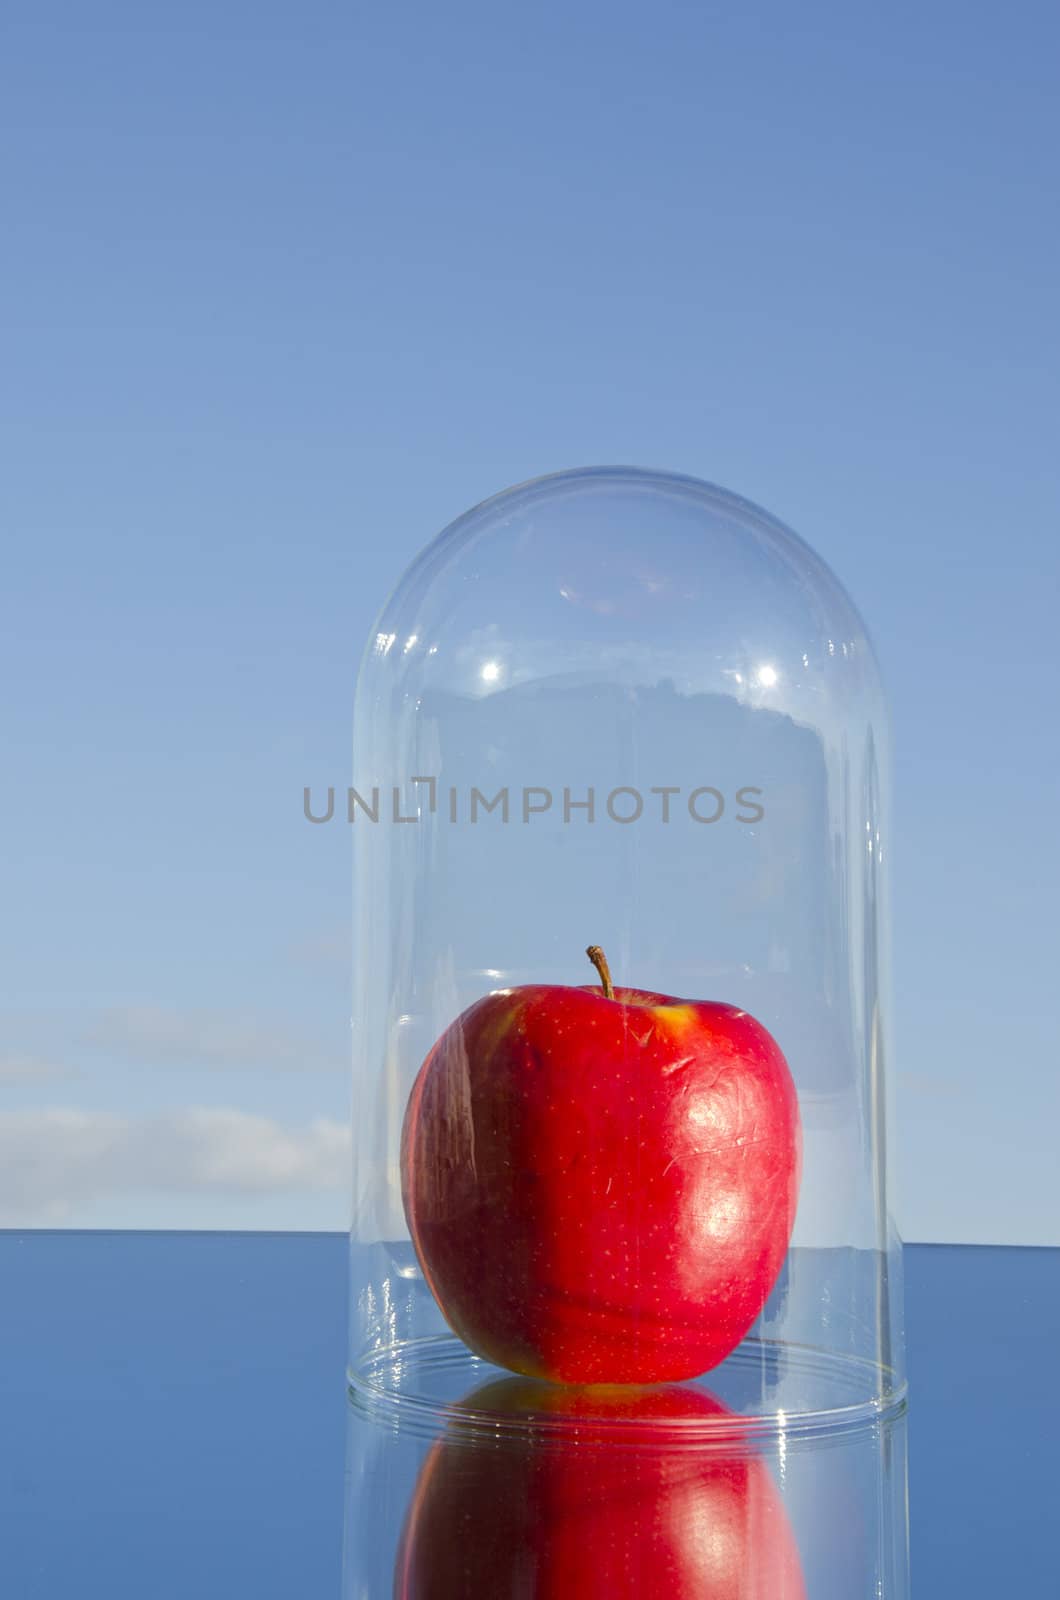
[395,1378,806,1599]
[401,947,801,1384]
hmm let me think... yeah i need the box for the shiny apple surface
[401,965,801,1384]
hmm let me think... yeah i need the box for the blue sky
[2,2,1057,1239]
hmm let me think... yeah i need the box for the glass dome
[348,466,904,1435]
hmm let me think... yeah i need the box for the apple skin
[400,975,801,1384]
[394,1378,806,1599]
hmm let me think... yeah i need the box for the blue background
[2,2,1057,1240]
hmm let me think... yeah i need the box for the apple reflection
[394,1378,805,1599]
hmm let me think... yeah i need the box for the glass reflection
[395,1380,804,1599]
[342,1378,909,1599]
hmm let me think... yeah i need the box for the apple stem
[585,945,615,1001]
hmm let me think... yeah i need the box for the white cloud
[288,927,351,968]
[85,1006,344,1072]
[0,1052,74,1083]
[0,1106,351,1226]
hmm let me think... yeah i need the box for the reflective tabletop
[1,1236,1055,1595]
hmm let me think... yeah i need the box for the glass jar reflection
[394,1378,805,1599]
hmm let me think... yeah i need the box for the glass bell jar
[348,466,905,1441]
